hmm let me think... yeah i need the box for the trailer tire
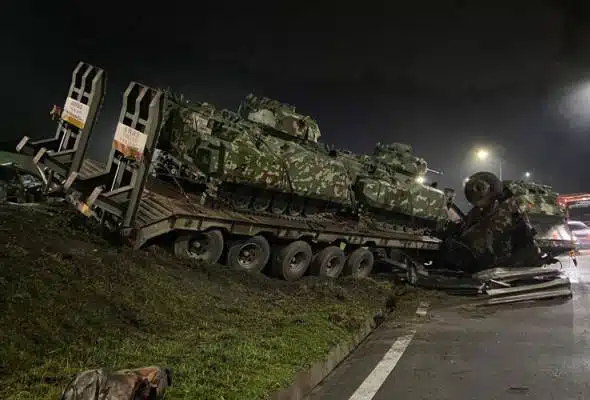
[311,246,345,278]
[343,248,374,279]
[226,235,271,273]
[174,230,224,265]
[272,240,313,281]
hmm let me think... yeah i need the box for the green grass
[0,204,418,399]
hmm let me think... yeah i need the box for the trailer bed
[128,180,442,250]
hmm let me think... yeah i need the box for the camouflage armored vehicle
[351,142,451,231]
[441,171,571,272]
[156,93,451,233]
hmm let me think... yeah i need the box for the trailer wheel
[272,240,313,281]
[311,246,345,278]
[226,235,271,273]
[174,230,224,265]
[343,248,374,279]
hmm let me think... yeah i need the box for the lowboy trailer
[16,62,443,281]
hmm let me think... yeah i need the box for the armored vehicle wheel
[465,171,503,208]
[226,235,271,272]
[304,200,323,217]
[252,195,271,212]
[271,195,289,215]
[232,192,252,210]
[288,198,304,217]
[272,240,313,281]
[311,246,345,278]
[343,248,374,279]
[174,229,224,265]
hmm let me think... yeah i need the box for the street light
[476,149,489,161]
[474,147,502,180]
[524,171,531,179]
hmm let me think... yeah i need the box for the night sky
[3,1,590,206]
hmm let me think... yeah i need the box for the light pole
[475,147,503,180]
[524,171,531,180]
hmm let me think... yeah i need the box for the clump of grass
[0,205,412,399]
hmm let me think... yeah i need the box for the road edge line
[347,301,427,399]
[270,308,385,400]
[348,332,416,400]
[271,299,429,400]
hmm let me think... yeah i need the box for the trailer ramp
[17,62,106,189]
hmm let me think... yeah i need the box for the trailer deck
[129,181,443,250]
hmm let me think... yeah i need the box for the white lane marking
[348,332,416,400]
[571,258,590,341]
[416,301,429,317]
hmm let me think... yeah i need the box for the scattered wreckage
[0,161,44,203]
[0,161,64,205]
[13,61,577,307]
[398,172,576,305]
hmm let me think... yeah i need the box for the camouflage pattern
[372,142,428,177]
[444,172,572,272]
[156,92,451,227]
[355,142,448,222]
[503,179,568,240]
[238,94,322,142]
[60,366,171,400]
[460,196,536,265]
[503,180,564,216]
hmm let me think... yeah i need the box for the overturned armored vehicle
[156,93,451,234]
[440,171,574,273]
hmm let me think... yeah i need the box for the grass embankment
[0,204,422,399]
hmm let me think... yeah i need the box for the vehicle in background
[558,193,590,227]
[567,220,590,249]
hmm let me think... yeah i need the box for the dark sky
[3,1,590,204]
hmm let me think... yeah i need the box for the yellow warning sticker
[62,97,89,129]
[113,123,148,161]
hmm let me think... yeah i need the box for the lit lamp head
[476,149,489,160]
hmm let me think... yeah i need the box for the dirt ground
[0,203,436,399]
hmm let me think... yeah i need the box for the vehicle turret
[238,94,321,143]
[372,142,428,178]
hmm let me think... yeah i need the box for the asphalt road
[309,255,590,400]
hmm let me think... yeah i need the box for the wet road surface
[309,256,590,400]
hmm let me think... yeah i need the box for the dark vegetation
[0,204,426,399]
